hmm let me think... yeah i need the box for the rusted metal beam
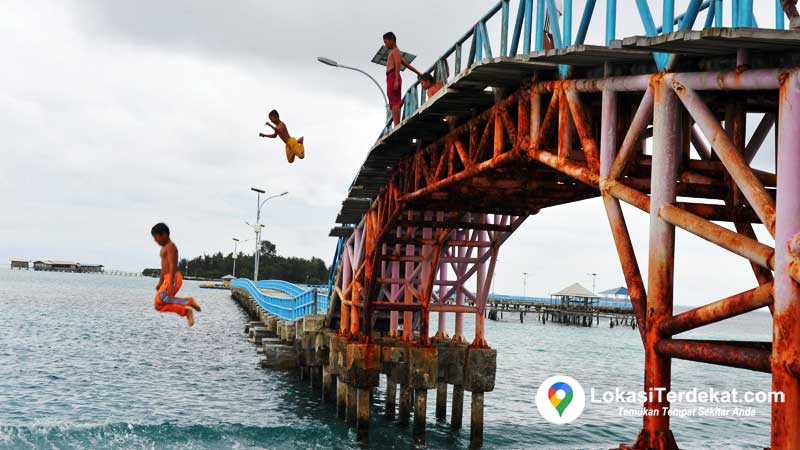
[635,77,679,450]
[372,301,422,311]
[393,220,513,232]
[564,87,600,172]
[771,70,800,450]
[670,78,777,236]
[528,147,599,187]
[608,86,653,181]
[744,113,776,164]
[659,204,775,270]
[655,339,772,373]
[600,77,647,344]
[658,283,774,336]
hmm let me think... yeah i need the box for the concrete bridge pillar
[409,346,438,445]
[329,333,348,418]
[341,342,380,442]
[464,347,496,449]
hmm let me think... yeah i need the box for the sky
[0,1,782,306]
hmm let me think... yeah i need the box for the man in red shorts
[383,31,420,127]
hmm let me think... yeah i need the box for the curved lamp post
[317,56,391,123]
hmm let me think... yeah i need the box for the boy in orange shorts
[259,109,305,163]
[151,223,201,327]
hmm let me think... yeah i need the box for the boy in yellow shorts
[259,109,305,163]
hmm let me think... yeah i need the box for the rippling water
[0,269,773,449]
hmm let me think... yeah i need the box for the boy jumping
[259,109,305,163]
[151,223,201,327]
[383,31,420,126]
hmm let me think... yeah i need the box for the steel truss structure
[330,60,800,448]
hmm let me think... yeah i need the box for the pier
[485,282,637,327]
[234,1,800,448]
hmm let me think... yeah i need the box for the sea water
[0,269,772,449]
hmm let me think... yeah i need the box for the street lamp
[232,238,239,278]
[587,272,598,294]
[249,187,289,282]
[523,272,529,298]
[317,56,391,123]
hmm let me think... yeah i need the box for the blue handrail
[395,0,786,120]
[231,278,328,321]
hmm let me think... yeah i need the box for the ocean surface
[0,269,774,449]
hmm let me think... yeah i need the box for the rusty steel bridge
[315,1,800,448]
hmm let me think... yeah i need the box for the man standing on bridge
[384,31,420,126]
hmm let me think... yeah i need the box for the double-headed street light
[249,187,288,282]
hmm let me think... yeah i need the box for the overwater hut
[550,282,598,310]
[10,258,30,269]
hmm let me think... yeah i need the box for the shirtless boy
[259,109,305,163]
[419,73,444,98]
[151,223,201,327]
[383,32,420,126]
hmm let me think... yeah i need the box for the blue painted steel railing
[399,0,788,121]
[230,278,328,321]
[325,237,344,308]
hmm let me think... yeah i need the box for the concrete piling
[413,388,428,444]
[336,378,347,418]
[464,347,496,449]
[385,376,397,419]
[470,392,485,448]
[451,385,465,431]
[346,383,357,427]
[436,381,447,421]
[322,366,334,403]
[357,387,370,442]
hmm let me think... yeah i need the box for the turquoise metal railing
[325,237,344,309]
[399,0,788,120]
[231,278,328,321]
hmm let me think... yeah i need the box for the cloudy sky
[0,1,780,306]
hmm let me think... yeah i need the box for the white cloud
[0,1,780,306]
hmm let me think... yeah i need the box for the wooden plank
[529,45,652,65]
[618,28,800,56]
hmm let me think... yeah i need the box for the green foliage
[176,239,329,284]
[142,268,161,277]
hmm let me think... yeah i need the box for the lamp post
[232,238,239,278]
[523,272,529,298]
[587,272,598,294]
[317,56,391,123]
[249,188,288,282]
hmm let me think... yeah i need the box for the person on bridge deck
[419,73,444,98]
[259,109,305,163]
[543,0,563,51]
[383,31,420,127]
[151,222,201,327]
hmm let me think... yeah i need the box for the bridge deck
[334,28,800,230]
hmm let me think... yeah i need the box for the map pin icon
[548,382,574,417]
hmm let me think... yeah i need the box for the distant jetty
[10,259,104,273]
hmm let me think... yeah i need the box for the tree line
[142,240,330,284]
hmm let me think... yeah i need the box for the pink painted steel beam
[771,70,800,450]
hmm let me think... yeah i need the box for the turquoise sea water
[0,269,773,449]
